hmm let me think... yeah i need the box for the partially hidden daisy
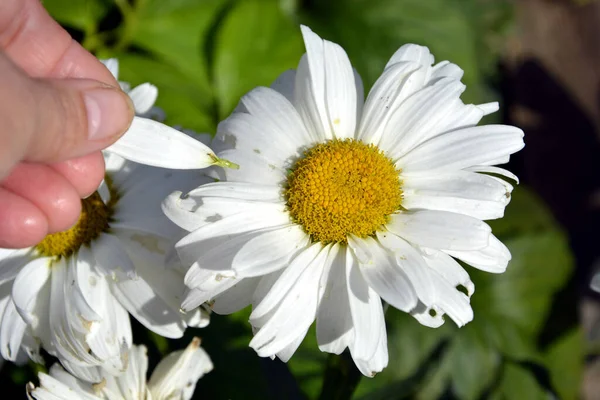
[164,25,525,376]
[0,152,211,381]
[100,58,237,171]
[26,337,213,400]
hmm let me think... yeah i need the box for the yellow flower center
[285,139,402,244]
[36,179,117,258]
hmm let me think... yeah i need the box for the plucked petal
[106,117,217,169]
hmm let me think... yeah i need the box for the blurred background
[7,0,600,398]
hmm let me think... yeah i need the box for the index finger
[0,0,117,84]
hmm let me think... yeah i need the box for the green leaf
[447,327,501,400]
[130,0,226,98]
[117,53,215,132]
[489,363,548,400]
[43,0,109,33]
[213,0,304,118]
[544,328,584,400]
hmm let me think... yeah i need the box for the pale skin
[0,0,134,248]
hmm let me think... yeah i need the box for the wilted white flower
[26,337,213,400]
[0,152,210,380]
[164,25,524,376]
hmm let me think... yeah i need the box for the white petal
[466,165,520,184]
[345,248,385,361]
[217,148,286,185]
[232,225,310,277]
[271,69,296,102]
[86,296,130,375]
[387,210,491,251]
[354,68,364,123]
[276,327,309,362]
[398,125,525,173]
[379,78,468,159]
[0,248,32,285]
[48,260,100,366]
[410,302,445,328]
[111,277,186,339]
[351,317,388,377]
[181,274,237,312]
[69,252,103,324]
[385,44,434,71]
[128,83,158,115]
[211,278,259,314]
[217,112,300,170]
[409,266,474,328]
[176,207,290,266]
[47,363,98,396]
[148,338,213,400]
[106,117,217,169]
[348,235,418,312]
[186,181,282,203]
[12,257,51,324]
[421,249,474,296]
[446,234,511,273]
[239,86,314,149]
[89,234,136,278]
[357,61,422,145]
[249,245,328,356]
[316,244,353,354]
[27,371,97,400]
[119,230,189,314]
[250,244,323,322]
[296,26,357,140]
[402,170,512,220]
[0,296,27,361]
[250,271,284,328]
[101,58,119,79]
[430,60,464,82]
[111,164,209,237]
[162,191,208,232]
[477,102,499,116]
[375,231,436,305]
[116,344,148,399]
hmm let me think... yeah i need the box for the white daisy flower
[26,337,213,400]
[164,25,524,376]
[0,152,211,380]
[100,59,236,171]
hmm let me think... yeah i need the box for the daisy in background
[0,152,211,381]
[164,25,524,376]
[27,337,213,400]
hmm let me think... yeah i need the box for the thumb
[0,53,134,177]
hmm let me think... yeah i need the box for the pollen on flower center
[285,139,402,244]
[36,179,118,258]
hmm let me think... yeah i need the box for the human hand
[0,0,135,248]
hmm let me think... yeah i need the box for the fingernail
[84,88,135,140]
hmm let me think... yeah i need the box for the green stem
[318,352,363,400]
